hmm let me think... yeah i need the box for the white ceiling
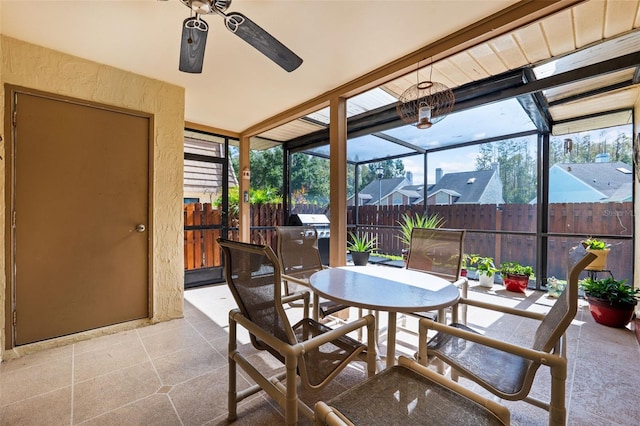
[0,0,523,133]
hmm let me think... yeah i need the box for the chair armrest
[230,309,376,358]
[452,277,468,288]
[418,318,565,367]
[281,290,310,305]
[457,297,546,321]
[281,273,311,287]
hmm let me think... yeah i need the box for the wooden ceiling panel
[446,52,491,83]
[428,60,468,88]
[540,9,576,56]
[543,69,634,102]
[549,87,639,121]
[604,0,639,38]
[249,137,284,151]
[466,43,509,76]
[258,119,325,142]
[573,0,605,48]
[552,110,633,135]
[513,22,552,64]
[380,75,415,99]
[488,34,529,70]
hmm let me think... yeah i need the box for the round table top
[309,265,460,313]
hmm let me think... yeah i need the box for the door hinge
[12,110,17,127]
[13,311,17,326]
[12,211,16,229]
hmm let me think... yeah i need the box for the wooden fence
[184,201,633,281]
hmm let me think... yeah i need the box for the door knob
[135,224,146,233]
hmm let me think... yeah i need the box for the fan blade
[179,17,209,73]
[224,12,302,72]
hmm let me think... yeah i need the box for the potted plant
[397,212,445,265]
[500,261,534,293]
[580,276,640,327]
[471,255,498,288]
[581,238,611,271]
[347,232,377,266]
[460,253,477,277]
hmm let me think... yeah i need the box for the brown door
[10,91,150,346]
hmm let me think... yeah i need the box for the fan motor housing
[179,0,231,15]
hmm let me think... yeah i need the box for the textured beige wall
[0,36,185,360]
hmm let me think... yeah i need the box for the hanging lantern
[396,80,455,129]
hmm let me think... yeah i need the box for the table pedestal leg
[386,312,397,368]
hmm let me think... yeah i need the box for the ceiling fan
[175,0,303,73]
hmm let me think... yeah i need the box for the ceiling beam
[517,68,551,133]
[372,132,426,154]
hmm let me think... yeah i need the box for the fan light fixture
[396,64,455,129]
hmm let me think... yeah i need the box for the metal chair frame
[218,238,376,425]
[417,250,596,426]
[276,226,349,321]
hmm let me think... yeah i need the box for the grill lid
[289,214,330,225]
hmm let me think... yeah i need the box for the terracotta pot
[585,248,610,271]
[585,295,636,328]
[351,251,370,266]
[503,274,529,293]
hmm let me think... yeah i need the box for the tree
[549,128,632,165]
[291,153,330,204]
[476,139,536,203]
[360,159,406,189]
[250,146,283,191]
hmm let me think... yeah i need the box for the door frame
[4,84,154,350]
[183,130,230,288]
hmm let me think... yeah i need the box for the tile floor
[1,280,639,425]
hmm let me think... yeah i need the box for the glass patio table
[309,265,460,368]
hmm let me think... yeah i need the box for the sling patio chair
[402,227,468,325]
[417,249,596,426]
[314,355,510,425]
[217,238,376,425]
[276,226,349,321]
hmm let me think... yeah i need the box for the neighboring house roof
[397,188,422,198]
[432,189,461,197]
[427,169,504,204]
[534,161,632,203]
[350,176,409,205]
